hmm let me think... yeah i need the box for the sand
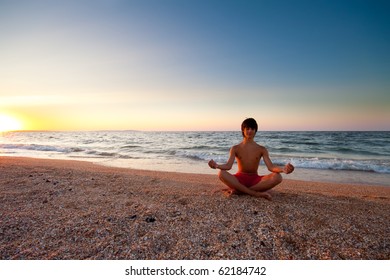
[0,156,389,260]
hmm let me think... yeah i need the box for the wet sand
[1,157,389,259]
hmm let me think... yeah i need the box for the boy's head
[241,118,258,137]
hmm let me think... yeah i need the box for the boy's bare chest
[235,147,262,163]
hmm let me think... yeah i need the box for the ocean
[1,131,389,186]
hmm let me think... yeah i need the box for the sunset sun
[0,114,23,132]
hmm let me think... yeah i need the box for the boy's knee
[218,170,225,179]
[218,170,228,181]
[272,172,283,185]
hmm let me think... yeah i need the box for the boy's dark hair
[241,118,258,137]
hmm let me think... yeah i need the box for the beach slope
[1,157,389,259]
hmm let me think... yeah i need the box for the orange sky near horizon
[2,94,388,132]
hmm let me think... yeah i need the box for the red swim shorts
[234,172,263,187]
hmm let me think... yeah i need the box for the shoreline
[1,154,389,187]
[1,156,389,259]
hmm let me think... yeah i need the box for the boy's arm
[208,147,235,170]
[262,147,294,174]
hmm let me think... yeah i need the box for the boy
[208,118,294,200]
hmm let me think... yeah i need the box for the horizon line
[3,129,390,133]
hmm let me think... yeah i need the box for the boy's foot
[257,192,272,201]
[221,188,236,197]
[221,188,272,200]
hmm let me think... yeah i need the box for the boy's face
[243,126,256,139]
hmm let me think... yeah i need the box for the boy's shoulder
[255,143,267,152]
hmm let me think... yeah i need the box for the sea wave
[273,157,390,174]
[174,150,390,174]
[0,144,70,153]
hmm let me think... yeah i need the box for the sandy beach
[1,156,389,260]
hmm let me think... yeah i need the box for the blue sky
[0,0,389,130]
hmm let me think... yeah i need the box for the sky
[0,0,389,131]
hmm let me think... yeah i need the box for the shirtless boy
[208,118,294,200]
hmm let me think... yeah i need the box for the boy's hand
[284,163,294,174]
[208,159,218,169]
